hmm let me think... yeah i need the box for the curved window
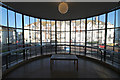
[1,5,120,71]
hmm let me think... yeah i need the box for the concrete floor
[4,56,120,78]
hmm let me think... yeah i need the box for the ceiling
[3,2,119,20]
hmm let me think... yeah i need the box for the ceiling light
[58,2,68,14]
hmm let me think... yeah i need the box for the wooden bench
[50,54,78,71]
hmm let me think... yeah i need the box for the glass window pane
[1,7,7,26]
[66,21,70,31]
[57,32,60,44]
[81,19,85,30]
[9,28,16,44]
[24,15,29,30]
[99,14,105,29]
[106,29,114,51]
[116,9,120,27]
[80,31,85,45]
[51,31,55,44]
[31,31,35,44]
[71,32,75,44]
[16,29,23,44]
[61,21,65,31]
[108,11,115,28]
[42,19,46,31]
[93,16,98,29]
[46,20,50,31]
[66,32,70,43]
[24,30,30,44]
[36,31,40,45]
[87,31,92,46]
[87,17,92,30]
[92,30,98,47]
[0,27,8,45]
[76,32,80,42]
[57,21,60,31]
[98,30,105,48]
[71,20,75,31]
[42,31,45,43]
[51,20,55,31]
[36,18,40,30]
[8,10,15,27]
[0,27,9,52]
[16,13,22,28]
[61,32,65,43]
[115,29,120,52]
[30,17,35,30]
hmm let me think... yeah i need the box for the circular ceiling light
[58,2,68,14]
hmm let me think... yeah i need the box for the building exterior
[22,19,114,46]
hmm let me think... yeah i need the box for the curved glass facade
[0,3,120,72]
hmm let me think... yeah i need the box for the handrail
[2,44,120,73]
[56,44,120,54]
[2,44,120,56]
[1,44,55,55]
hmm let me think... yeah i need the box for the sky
[0,6,120,28]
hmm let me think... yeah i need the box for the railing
[2,44,55,72]
[2,44,120,73]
